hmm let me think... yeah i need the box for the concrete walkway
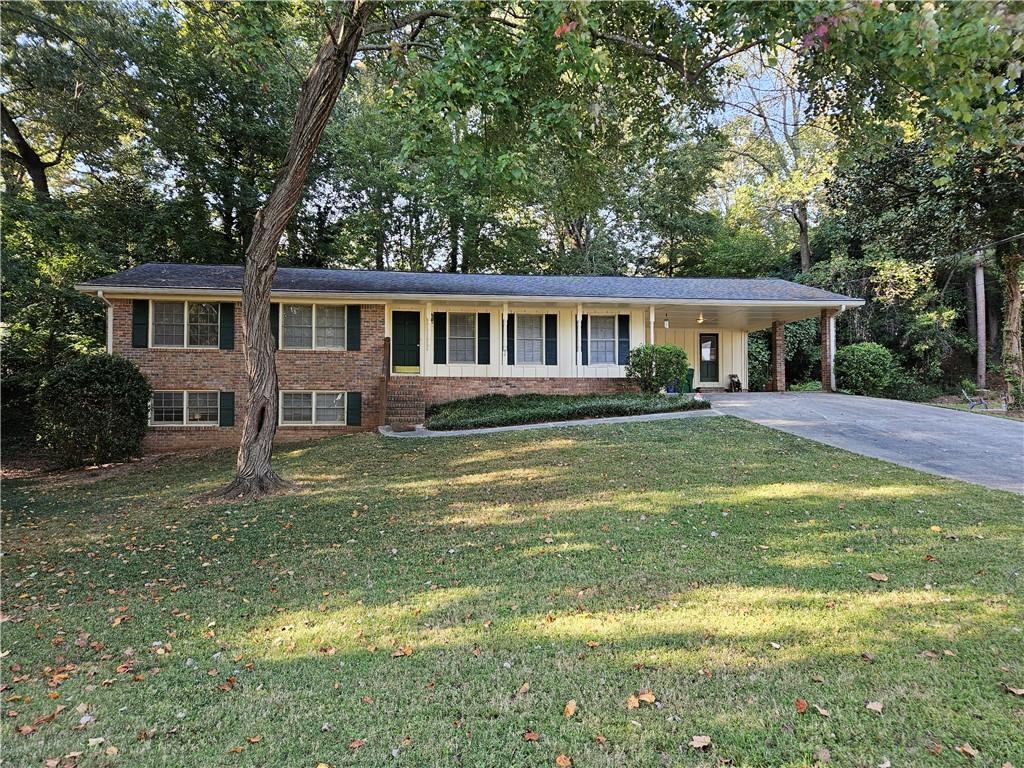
[378,407,720,438]
[710,392,1024,494]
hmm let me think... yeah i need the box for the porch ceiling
[652,304,833,331]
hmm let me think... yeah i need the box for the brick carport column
[770,320,785,392]
[820,308,837,392]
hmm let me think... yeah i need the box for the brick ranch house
[76,263,863,452]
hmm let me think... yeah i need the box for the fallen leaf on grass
[637,690,656,704]
[813,747,831,763]
[247,735,262,744]
[555,756,572,767]
[626,695,640,710]
[958,743,979,758]
[594,734,607,744]
[563,699,577,718]
[813,704,831,718]
[867,572,888,582]
[1001,682,1024,696]
[391,646,413,658]
[348,738,366,750]
[688,735,711,749]
[865,700,884,713]
[517,682,530,695]
[523,730,540,742]
[795,698,807,714]
[585,640,600,648]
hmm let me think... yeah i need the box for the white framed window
[279,390,347,426]
[150,390,219,426]
[279,304,347,350]
[589,315,617,364]
[448,313,476,363]
[151,301,220,348]
[516,314,544,364]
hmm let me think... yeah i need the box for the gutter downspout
[97,290,113,354]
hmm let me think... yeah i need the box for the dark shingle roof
[78,263,861,304]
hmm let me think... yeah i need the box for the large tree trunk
[974,253,987,389]
[1000,248,1023,410]
[215,0,374,499]
[793,200,811,272]
[1,101,51,198]
[447,211,461,272]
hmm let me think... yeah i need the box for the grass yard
[2,416,1022,767]
[423,392,709,430]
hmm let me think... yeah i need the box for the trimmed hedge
[36,354,151,467]
[834,342,894,397]
[625,344,689,394]
[424,393,710,431]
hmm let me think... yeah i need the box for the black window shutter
[346,391,362,426]
[132,300,149,348]
[544,314,557,366]
[219,391,235,427]
[269,303,279,349]
[506,313,515,365]
[433,312,447,364]
[477,313,490,365]
[346,305,361,350]
[580,314,589,365]
[219,303,234,349]
[617,314,630,365]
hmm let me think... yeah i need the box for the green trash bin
[684,368,695,393]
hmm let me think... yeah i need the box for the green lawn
[2,417,1022,767]
[423,392,709,430]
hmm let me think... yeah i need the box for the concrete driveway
[710,392,1024,494]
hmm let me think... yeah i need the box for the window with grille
[516,315,544,364]
[186,391,219,424]
[448,313,476,363]
[589,316,616,364]
[152,302,185,346]
[151,391,184,424]
[314,392,346,423]
[280,391,346,425]
[187,303,219,347]
[282,305,314,349]
[151,301,219,347]
[315,306,346,349]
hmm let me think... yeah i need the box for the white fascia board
[74,284,865,309]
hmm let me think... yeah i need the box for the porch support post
[770,320,786,392]
[501,301,509,375]
[425,301,432,364]
[649,305,655,344]
[576,303,583,369]
[820,308,837,392]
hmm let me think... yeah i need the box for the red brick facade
[112,299,637,452]
[389,375,636,407]
[112,299,387,452]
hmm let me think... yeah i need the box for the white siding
[387,302,649,379]
[654,327,748,388]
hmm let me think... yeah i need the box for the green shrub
[747,335,771,391]
[424,393,710,431]
[789,380,822,392]
[625,344,689,394]
[885,368,939,402]
[834,342,895,397]
[960,377,977,396]
[36,354,152,466]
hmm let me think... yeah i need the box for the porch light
[697,312,704,324]
[663,313,669,329]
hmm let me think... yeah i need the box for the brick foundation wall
[110,299,386,453]
[389,375,637,408]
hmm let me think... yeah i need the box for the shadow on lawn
[2,419,1022,766]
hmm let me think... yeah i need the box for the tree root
[200,471,297,503]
